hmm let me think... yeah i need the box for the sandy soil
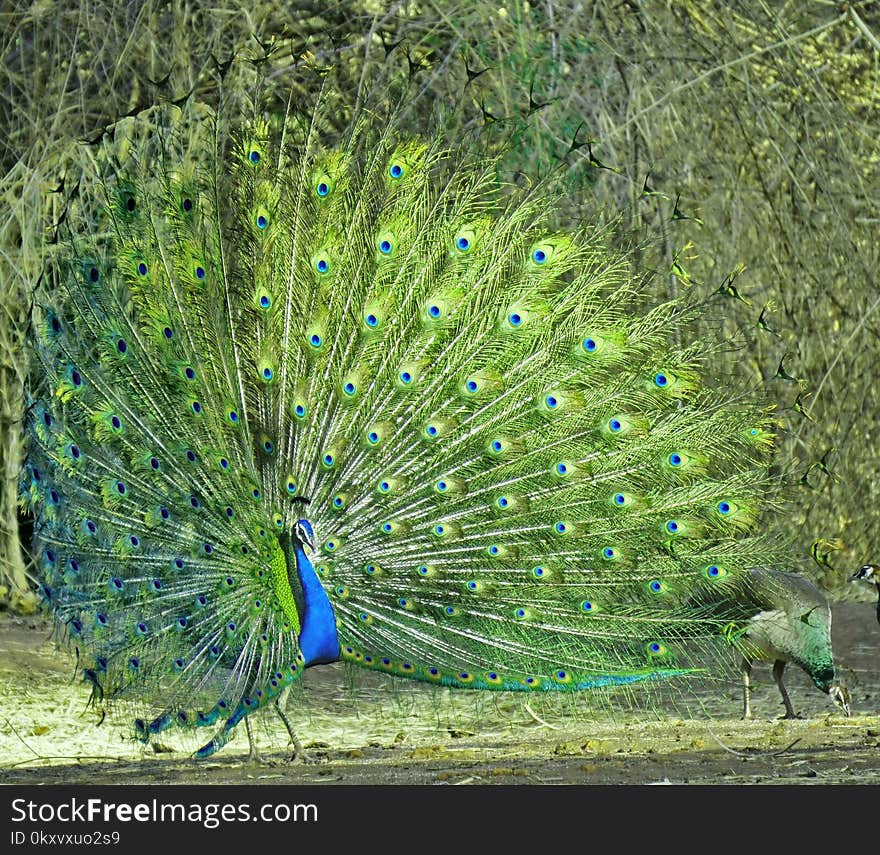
[1,601,878,785]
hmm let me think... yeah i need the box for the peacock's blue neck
[291,538,341,667]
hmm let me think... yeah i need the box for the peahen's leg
[273,689,307,764]
[772,660,797,719]
[741,657,753,720]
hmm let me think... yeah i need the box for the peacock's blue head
[293,518,316,553]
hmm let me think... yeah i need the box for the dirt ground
[1,601,879,786]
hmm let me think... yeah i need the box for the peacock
[21,68,790,760]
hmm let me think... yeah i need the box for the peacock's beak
[300,530,316,553]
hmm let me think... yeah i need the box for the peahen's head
[293,519,316,553]
[852,564,879,589]
[811,663,851,716]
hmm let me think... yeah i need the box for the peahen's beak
[829,685,851,717]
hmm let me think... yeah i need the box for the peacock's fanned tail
[23,74,781,755]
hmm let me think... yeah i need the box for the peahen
[852,564,880,624]
[22,72,788,760]
[728,568,850,719]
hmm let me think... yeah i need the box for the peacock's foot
[241,743,324,766]
[246,749,269,765]
[273,699,326,764]
[285,740,327,765]
[245,718,269,765]
[289,753,329,766]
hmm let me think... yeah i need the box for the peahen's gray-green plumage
[729,568,849,719]
[22,71,788,758]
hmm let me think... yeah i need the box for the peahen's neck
[280,532,341,667]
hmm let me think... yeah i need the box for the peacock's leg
[741,657,753,720]
[772,660,797,719]
[244,717,266,764]
[273,688,307,764]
